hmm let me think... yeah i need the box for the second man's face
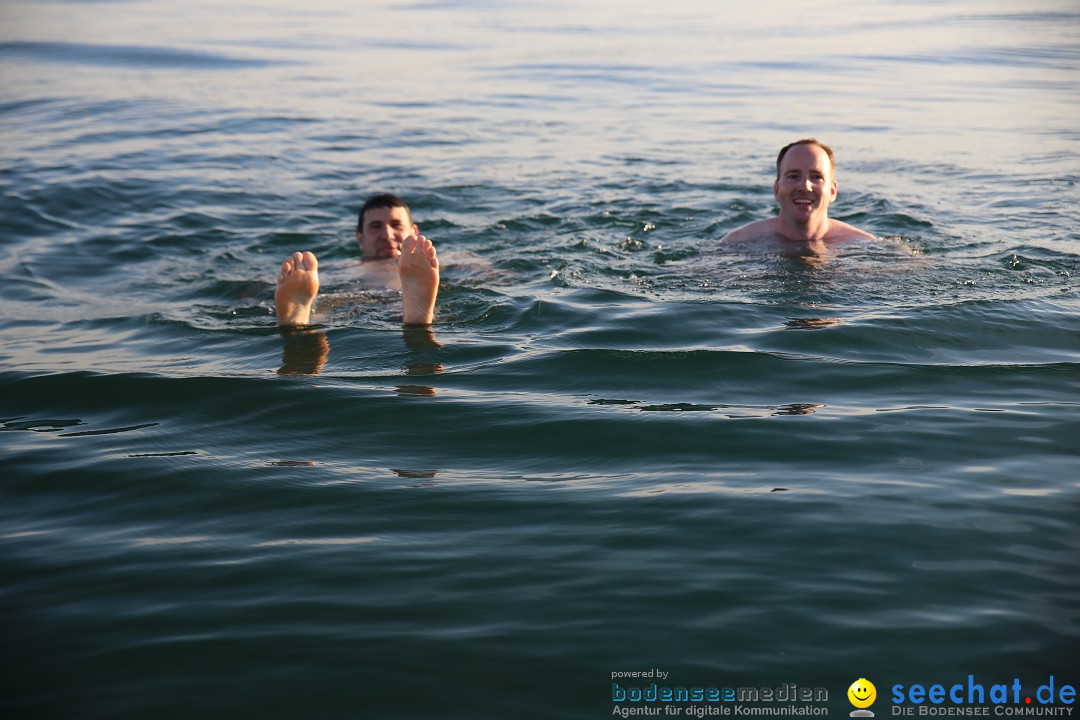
[357,206,417,259]
[774,144,838,227]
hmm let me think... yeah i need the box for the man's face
[773,143,838,226]
[357,205,417,259]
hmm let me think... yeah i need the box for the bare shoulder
[827,220,876,241]
[720,218,776,243]
[437,248,488,270]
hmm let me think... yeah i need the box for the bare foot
[399,235,439,325]
[275,251,319,326]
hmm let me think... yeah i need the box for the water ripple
[0,41,285,69]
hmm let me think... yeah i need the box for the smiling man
[274,193,439,326]
[721,139,875,252]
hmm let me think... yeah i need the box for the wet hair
[357,193,411,231]
[776,139,835,179]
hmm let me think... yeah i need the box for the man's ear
[829,179,838,200]
[355,229,363,247]
[412,224,420,238]
[773,180,780,199]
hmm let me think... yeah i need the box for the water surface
[1,1,1078,718]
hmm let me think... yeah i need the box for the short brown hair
[357,193,411,231]
[776,139,835,179]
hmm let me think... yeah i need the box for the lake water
[1,1,1078,718]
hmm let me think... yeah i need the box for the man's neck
[775,215,831,244]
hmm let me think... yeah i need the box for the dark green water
[2,1,1078,718]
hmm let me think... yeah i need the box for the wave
[0,41,284,70]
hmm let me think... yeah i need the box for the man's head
[773,139,838,229]
[775,138,835,180]
[356,193,417,259]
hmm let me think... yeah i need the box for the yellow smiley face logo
[848,679,876,708]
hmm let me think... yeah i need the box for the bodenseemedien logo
[849,678,877,717]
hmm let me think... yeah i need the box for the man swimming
[274,193,439,326]
[721,139,875,252]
